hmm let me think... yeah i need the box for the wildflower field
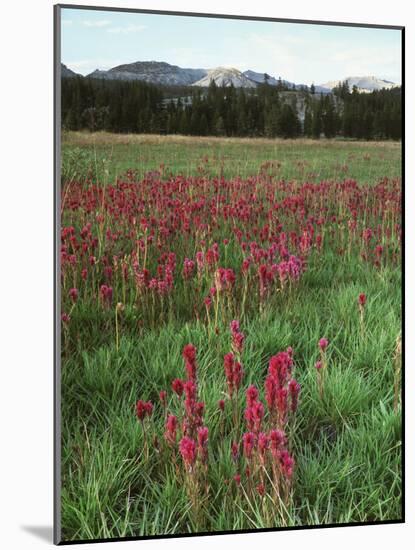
[60,133,402,541]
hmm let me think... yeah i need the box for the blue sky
[61,7,402,85]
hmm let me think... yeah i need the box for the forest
[61,76,402,140]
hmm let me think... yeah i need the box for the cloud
[82,20,111,28]
[245,31,401,85]
[107,24,146,34]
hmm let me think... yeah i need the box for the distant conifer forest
[61,76,402,140]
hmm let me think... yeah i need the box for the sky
[61,7,402,85]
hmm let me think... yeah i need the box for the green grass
[62,131,401,184]
[60,133,402,541]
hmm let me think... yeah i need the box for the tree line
[61,76,402,140]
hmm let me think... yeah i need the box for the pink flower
[197,427,208,464]
[276,387,288,424]
[183,380,197,416]
[136,399,152,421]
[358,293,367,307]
[232,332,245,355]
[61,312,70,324]
[242,432,256,459]
[270,429,286,457]
[315,360,323,370]
[265,374,276,411]
[246,385,259,407]
[258,432,269,459]
[179,436,197,468]
[279,449,295,479]
[218,399,225,412]
[234,473,241,486]
[375,245,383,258]
[159,390,167,407]
[268,352,293,389]
[225,268,236,288]
[230,319,245,355]
[288,379,301,413]
[252,401,265,432]
[136,400,146,421]
[319,338,329,352]
[224,353,244,396]
[171,378,184,397]
[195,401,205,422]
[100,284,113,305]
[69,288,78,303]
[224,352,235,383]
[164,414,178,445]
[182,344,197,363]
[244,406,255,431]
[256,482,265,496]
[231,441,239,462]
[232,362,243,391]
[183,344,197,381]
[183,258,195,280]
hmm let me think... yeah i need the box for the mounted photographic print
[54,4,404,544]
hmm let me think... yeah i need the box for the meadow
[60,132,402,541]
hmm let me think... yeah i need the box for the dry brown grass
[62,130,401,150]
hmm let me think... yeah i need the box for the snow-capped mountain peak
[192,67,257,88]
[320,75,398,93]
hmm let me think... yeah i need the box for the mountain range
[320,75,398,93]
[61,61,398,93]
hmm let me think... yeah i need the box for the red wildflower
[269,429,286,457]
[183,379,197,416]
[164,414,178,445]
[182,343,197,363]
[276,387,288,424]
[256,482,265,496]
[258,432,269,462]
[183,344,197,381]
[61,312,70,324]
[319,338,329,351]
[179,436,197,468]
[224,352,235,388]
[359,293,367,307]
[69,288,78,303]
[246,385,259,407]
[171,378,184,397]
[231,441,239,462]
[244,406,255,431]
[268,352,293,389]
[242,432,256,459]
[288,379,301,413]
[265,374,276,411]
[279,449,295,479]
[136,399,152,421]
[197,426,209,463]
[233,361,243,391]
[159,390,167,407]
[252,401,265,433]
[100,284,113,305]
